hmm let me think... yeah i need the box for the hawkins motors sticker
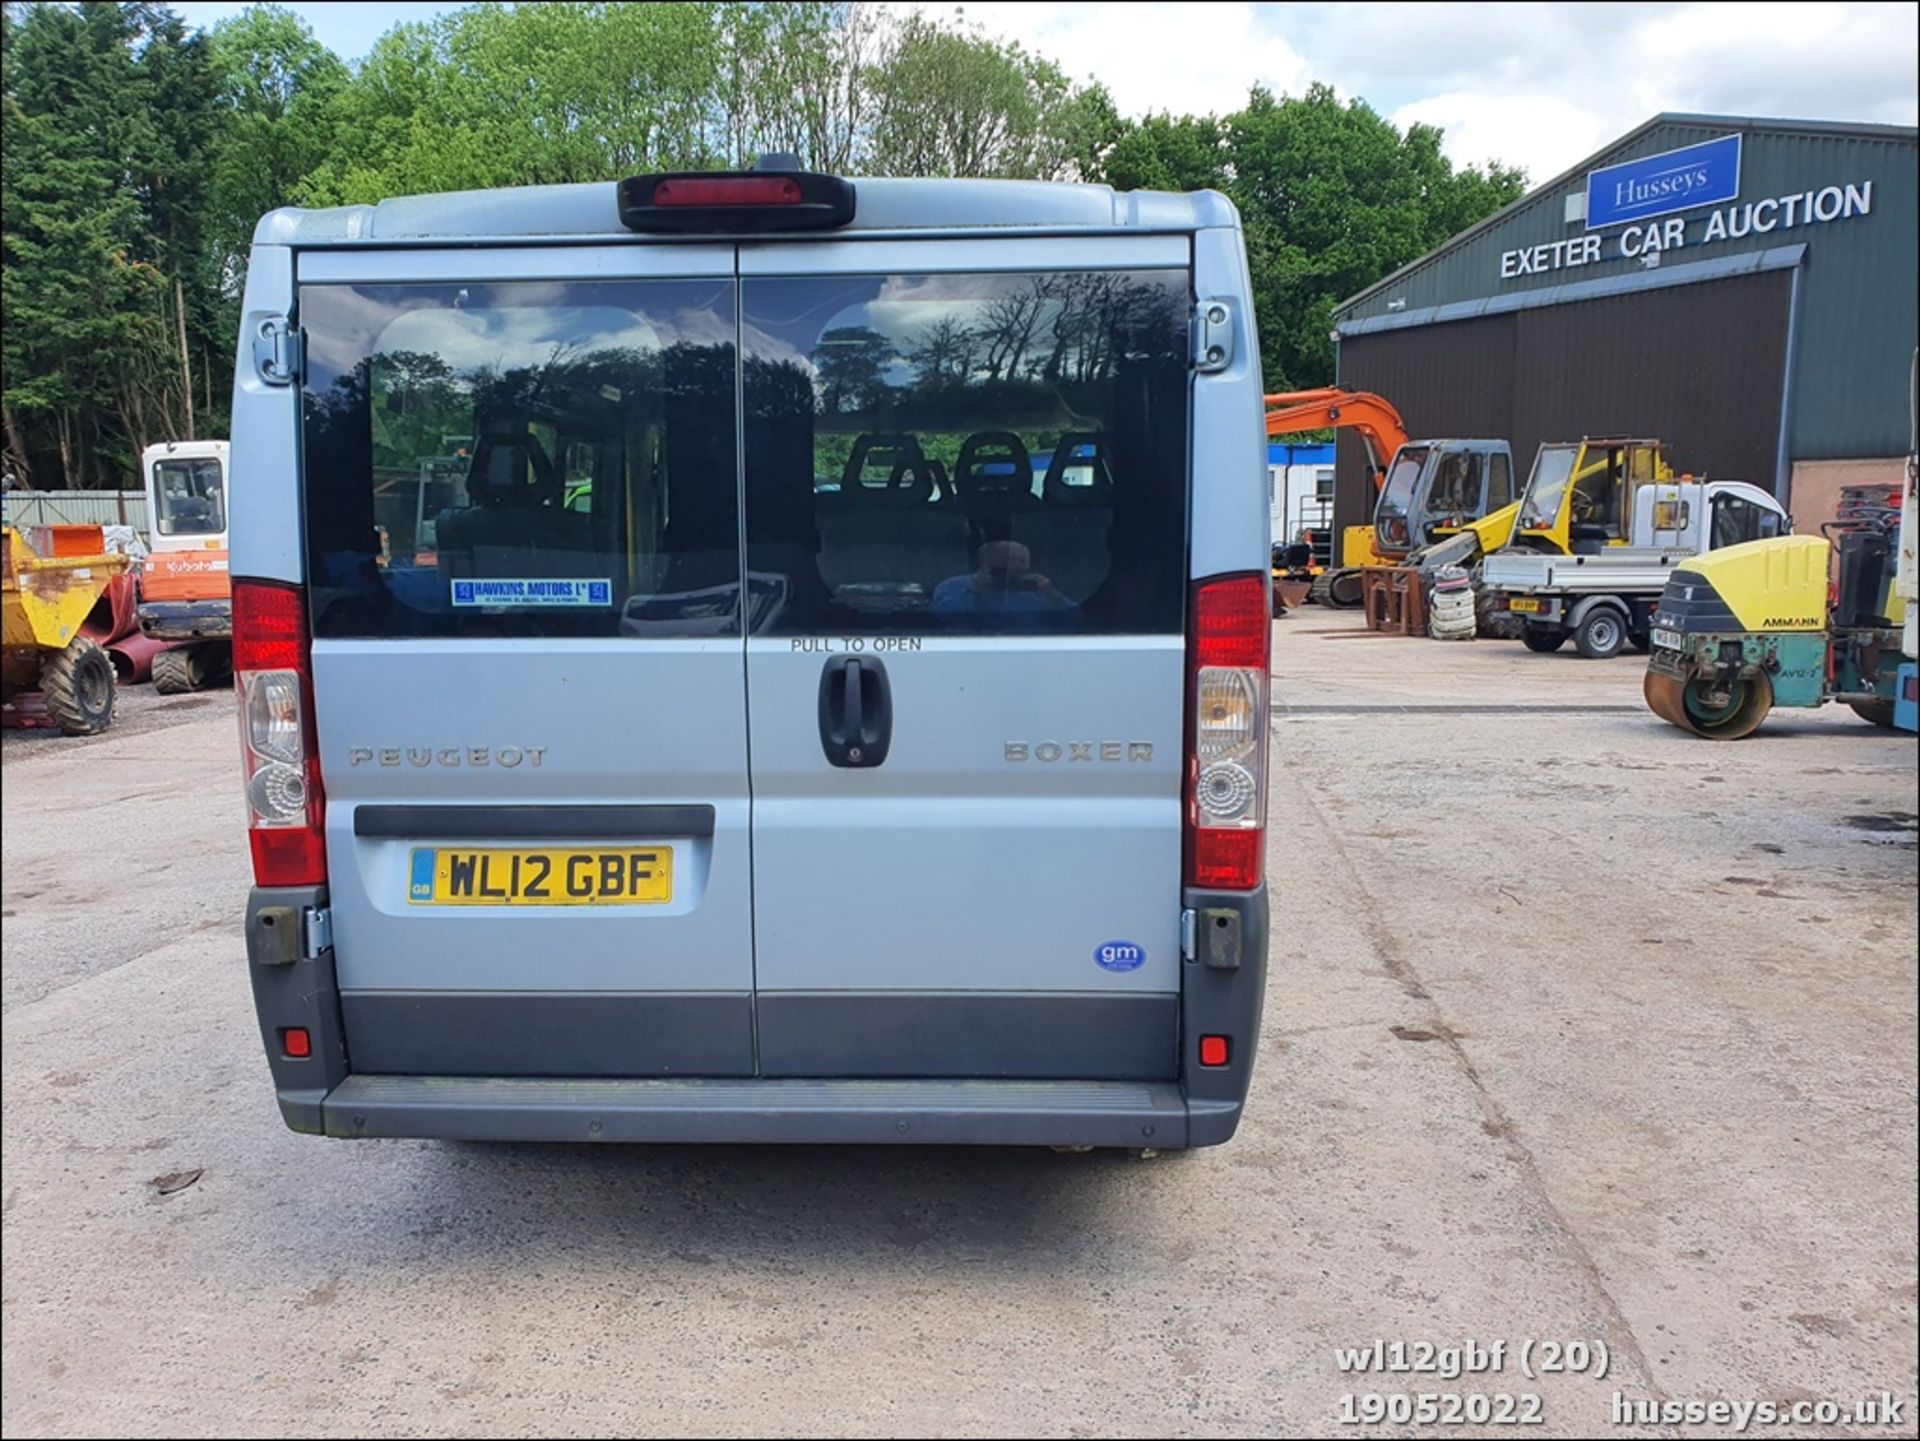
[451,578,612,608]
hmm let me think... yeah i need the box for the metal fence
[1,490,148,535]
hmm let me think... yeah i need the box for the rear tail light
[234,579,326,887]
[1185,573,1270,891]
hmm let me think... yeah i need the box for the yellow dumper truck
[2,523,133,735]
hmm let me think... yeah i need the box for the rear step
[324,1076,1190,1147]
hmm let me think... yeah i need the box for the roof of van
[253,177,1239,246]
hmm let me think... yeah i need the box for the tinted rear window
[741,269,1190,635]
[299,266,1191,640]
[300,279,739,638]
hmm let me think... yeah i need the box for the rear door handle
[817,656,892,767]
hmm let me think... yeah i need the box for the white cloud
[1389,93,1608,185]
[1324,2,1917,176]
[902,2,1311,116]
[948,1,1919,180]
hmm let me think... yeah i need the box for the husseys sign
[1499,134,1875,280]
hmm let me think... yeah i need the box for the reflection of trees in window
[813,326,898,414]
[371,349,464,472]
[904,316,977,386]
[884,274,1180,411]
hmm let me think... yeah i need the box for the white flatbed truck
[1483,479,1790,657]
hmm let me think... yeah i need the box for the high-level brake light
[618,160,856,233]
[653,175,802,207]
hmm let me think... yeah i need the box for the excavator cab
[1375,440,1518,557]
[1512,439,1672,553]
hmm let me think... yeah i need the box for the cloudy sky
[171,0,1919,183]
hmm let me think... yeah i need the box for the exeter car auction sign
[1499,134,1876,280]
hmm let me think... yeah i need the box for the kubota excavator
[1265,389,1518,608]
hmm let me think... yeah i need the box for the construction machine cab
[1374,439,1518,557]
[1514,439,1672,553]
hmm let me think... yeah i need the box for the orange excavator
[1264,387,1409,490]
[1265,388,1516,609]
[1265,388,1408,608]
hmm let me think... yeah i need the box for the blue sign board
[1586,134,1741,230]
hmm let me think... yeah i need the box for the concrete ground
[3,615,1915,1438]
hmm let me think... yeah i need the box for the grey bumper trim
[352,803,716,840]
[755,991,1177,1080]
[322,1075,1189,1147]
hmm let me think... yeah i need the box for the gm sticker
[451,578,612,608]
[1094,939,1145,973]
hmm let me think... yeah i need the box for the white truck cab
[1484,477,1789,657]
[230,161,1272,1148]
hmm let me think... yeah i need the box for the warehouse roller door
[1334,269,1793,537]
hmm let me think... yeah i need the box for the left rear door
[296,245,755,1078]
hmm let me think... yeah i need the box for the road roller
[1644,507,1909,739]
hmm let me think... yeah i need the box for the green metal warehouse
[1329,113,1918,539]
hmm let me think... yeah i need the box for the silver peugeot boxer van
[232,160,1271,1147]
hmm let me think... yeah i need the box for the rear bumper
[248,883,1267,1149]
[321,1075,1198,1147]
[138,599,231,639]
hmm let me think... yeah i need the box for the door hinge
[253,315,303,386]
[301,905,333,959]
[1180,907,1197,960]
[1192,298,1235,373]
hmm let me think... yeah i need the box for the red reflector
[282,1026,312,1059]
[1192,828,1262,891]
[233,579,307,672]
[250,828,328,889]
[654,176,802,207]
[1199,1035,1230,1068]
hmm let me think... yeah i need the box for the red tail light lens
[233,579,307,671]
[233,579,326,888]
[1185,573,1270,891]
[654,176,802,207]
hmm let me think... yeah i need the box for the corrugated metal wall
[1335,270,1790,536]
[1,491,148,534]
[1335,120,1917,461]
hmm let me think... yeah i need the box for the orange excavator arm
[1264,388,1409,491]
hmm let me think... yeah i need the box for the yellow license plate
[407,846,672,906]
[1508,596,1541,613]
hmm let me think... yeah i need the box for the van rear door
[738,238,1194,1079]
[296,247,754,1077]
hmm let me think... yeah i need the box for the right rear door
[737,238,1195,1080]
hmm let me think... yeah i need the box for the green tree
[304,2,720,203]
[1093,84,1527,389]
[864,15,1100,180]
[206,6,347,295]
[127,4,221,439]
[2,2,179,484]
[1098,113,1228,194]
